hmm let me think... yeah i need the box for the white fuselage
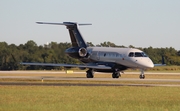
[87,47,154,69]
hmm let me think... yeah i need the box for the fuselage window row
[98,52,123,58]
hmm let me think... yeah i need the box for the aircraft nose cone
[146,62,154,68]
[135,58,154,68]
[144,59,154,68]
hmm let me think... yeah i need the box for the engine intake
[78,47,87,57]
[65,47,88,59]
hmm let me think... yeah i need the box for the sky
[1,0,180,50]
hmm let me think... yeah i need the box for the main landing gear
[86,69,94,78]
[112,69,121,78]
[86,69,121,79]
[139,69,145,79]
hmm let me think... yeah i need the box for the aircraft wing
[154,64,166,66]
[154,56,166,66]
[20,62,112,69]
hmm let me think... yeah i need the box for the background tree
[0,41,179,70]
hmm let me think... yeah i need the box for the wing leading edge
[20,62,112,70]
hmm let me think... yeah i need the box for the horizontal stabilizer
[36,22,92,26]
[36,22,65,25]
[78,23,92,26]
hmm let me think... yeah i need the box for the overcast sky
[1,0,180,50]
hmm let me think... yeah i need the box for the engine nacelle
[78,47,87,57]
[65,47,88,59]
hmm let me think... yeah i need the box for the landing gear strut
[86,69,94,78]
[139,69,145,79]
[112,69,121,78]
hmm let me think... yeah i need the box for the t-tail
[36,22,92,59]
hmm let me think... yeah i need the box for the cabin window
[128,52,134,57]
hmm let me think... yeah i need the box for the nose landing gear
[139,69,145,79]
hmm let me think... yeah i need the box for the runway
[1,71,180,75]
[1,81,180,87]
[0,71,180,87]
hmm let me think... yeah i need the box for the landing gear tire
[139,69,145,79]
[112,72,121,78]
[86,69,94,78]
[139,75,145,79]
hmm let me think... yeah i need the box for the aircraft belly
[94,69,113,72]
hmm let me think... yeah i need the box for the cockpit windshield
[141,52,148,57]
[128,52,148,57]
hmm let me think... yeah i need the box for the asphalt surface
[0,71,180,87]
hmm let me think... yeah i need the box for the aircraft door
[96,51,100,60]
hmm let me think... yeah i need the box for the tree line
[0,40,180,70]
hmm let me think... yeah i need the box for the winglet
[154,56,166,66]
[162,56,166,65]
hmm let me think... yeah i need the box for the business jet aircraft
[21,22,165,79]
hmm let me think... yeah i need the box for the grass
[0,86,180,111]
[0,71,180,111]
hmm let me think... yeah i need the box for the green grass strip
[0,86,180,111]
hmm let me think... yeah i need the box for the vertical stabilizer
[64,22,87,48]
